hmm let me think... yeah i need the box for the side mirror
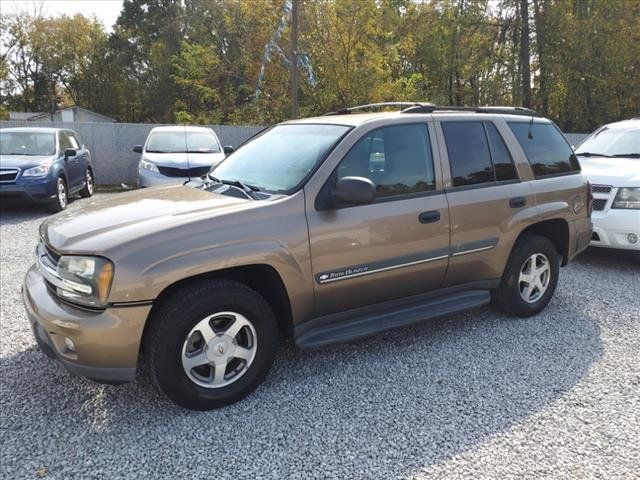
[133,145,143,154]
[223,145,234,155]
[331,176,376,206]
[64,148,76,158]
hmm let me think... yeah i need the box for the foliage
[1,0,638,131]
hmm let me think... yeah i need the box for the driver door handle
[419,210,440,224]
[509,197,527,208]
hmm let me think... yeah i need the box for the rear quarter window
[508,122,580,177]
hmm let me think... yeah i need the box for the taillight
[586,181,593,216]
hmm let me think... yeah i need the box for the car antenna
[528,110,534,139]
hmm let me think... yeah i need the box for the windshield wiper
[207,174,260,200]
[144,149,170,153]
[611,153,640,158]
[575,152,612,157]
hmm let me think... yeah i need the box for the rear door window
[442,121,520,187]
[508,122,580,177]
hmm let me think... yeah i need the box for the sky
[1,1,124,31]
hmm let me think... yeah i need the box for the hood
[41,185,252,253]
[579,156,640,186]
[0,154,55,170]
[143,152,225,168]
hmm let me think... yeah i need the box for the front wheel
[47,177,68,213]
[492,234,560,317]
[78,168,94,198]
[145,280,278,410]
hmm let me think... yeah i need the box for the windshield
[146,130,221,153]
[210,124,351,193]
[575,126,640,157]
[0,131,55,156]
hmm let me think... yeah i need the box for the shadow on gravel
[0,197,87,225]
[1,300,602,478]
[0,201,51,225]
[576,246,640,269]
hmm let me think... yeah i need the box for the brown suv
[23,104,592,410]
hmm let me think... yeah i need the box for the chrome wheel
[518,253,551,303]
[86,170,94,195]
[57,179,67,208]
[181,312,257,389]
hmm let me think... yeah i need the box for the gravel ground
[1,195,639,479]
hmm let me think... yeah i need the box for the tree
[109,0,185,122]
[2,0,638,130]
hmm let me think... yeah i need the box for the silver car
[134,126,229,187]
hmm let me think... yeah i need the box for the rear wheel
[145,279,278,410]
[78,168,94,198]
[492,234,560,317]
[47,177,68,212]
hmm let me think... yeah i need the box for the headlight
[55,256,114,307]
[22,164,51,177]
[139,158,159,173]
[612,187,640,209]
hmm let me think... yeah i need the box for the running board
[295,289,491,348]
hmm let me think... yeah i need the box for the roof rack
[401,105,542,117]
[323,102,541,117]
[324,102,435,115]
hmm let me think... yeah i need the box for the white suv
[576,118,640,250]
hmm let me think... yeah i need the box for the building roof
[8,111,45,121]
[1,127,69,134]
[28,106,116,122]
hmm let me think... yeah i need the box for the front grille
[0,169,19,183]
[44,244,61,264]
[592,184,612,194]
[157,166,210,178]
[592,198,607,211]
[37,243,60,292]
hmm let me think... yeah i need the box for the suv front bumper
[22,265,151,383]
[138,168,189,188]
[0,178,57,204]
[590,209,640,251]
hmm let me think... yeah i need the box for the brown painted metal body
[23,111,592,381]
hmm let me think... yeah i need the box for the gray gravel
[1,195,639,479]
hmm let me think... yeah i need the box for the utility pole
[290,0,299,119]
[519,0,531,108]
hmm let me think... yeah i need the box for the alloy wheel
[57,179,67,209]
[518,253,551,303]
[181,312,257,388]
[86,170,94,195]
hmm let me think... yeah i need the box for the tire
[145,279,278,410]
[78,168,94,198]
[492,233,560,317]
[47,177,68,213]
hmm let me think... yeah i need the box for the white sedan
[576,118,640,251]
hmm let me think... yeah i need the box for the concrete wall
[1,121,264,185]
[1,120,588,185]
